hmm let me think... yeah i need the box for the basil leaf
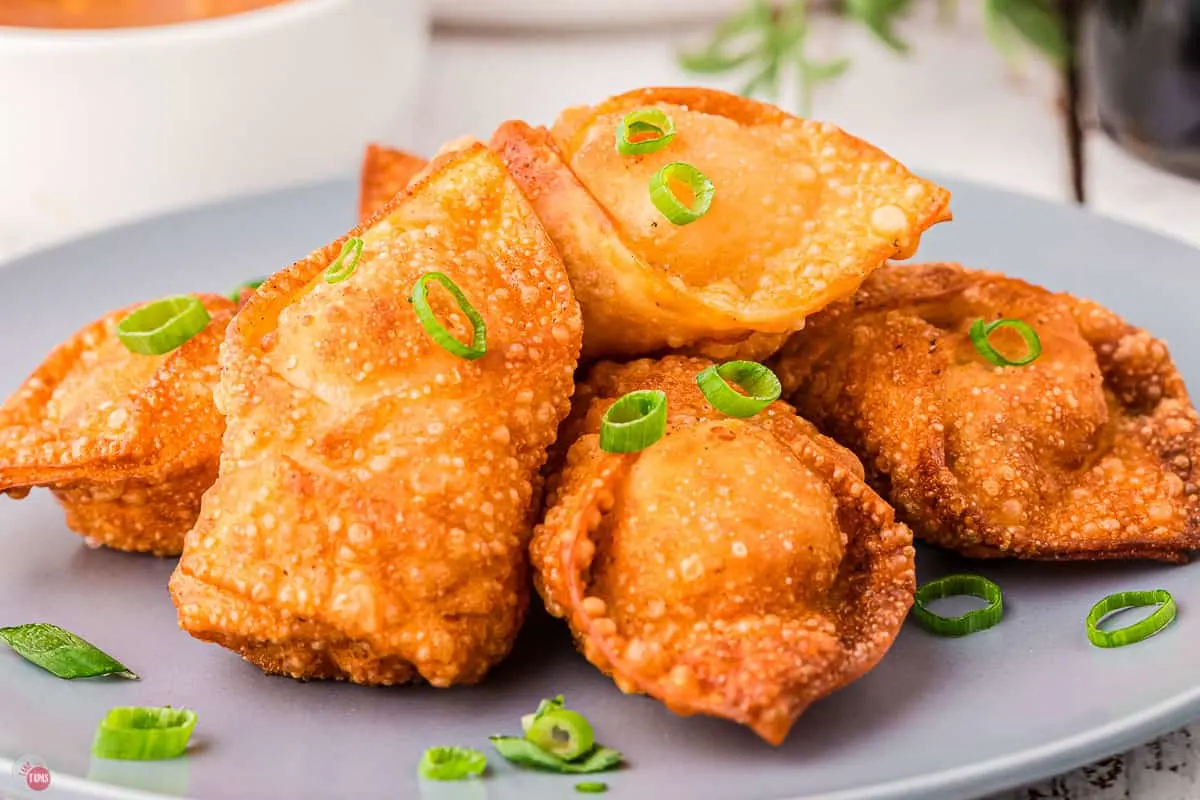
[0,623,137,680]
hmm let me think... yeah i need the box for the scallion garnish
[418,746,487,781]
[1086,590,1176,648]
[116,296,211,357]
[0,623,137,680]
[969,318,1041,367]
[91,707,196,760]
[492,696,622,775]
[912,575,1004,637]
[324,237,364,284]
[527,708,595,761]
[489,737,622,774]
[599,390,668,454]
[576,782,609,794]
[227,278,264,303]
[410,271,488,360]
[616,108,677,156]
[648,162,715,225]
[696,361,781,418]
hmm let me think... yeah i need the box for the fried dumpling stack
[493,87,951,360]
[532,357,915,744]
[772,262,1200,561]
[0,294,236,555]
[170,143,583,685]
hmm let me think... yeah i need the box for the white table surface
[4,4,1200,799]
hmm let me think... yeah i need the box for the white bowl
[0,0,429,259]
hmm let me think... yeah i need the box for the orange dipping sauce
[0,0,295,29]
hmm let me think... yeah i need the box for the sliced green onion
[116,296,211,356]
[1086,590,1176,648]
[912,574,1004,637]
[410,271,487,361]
[489,737,622,774]
[969,318,1042,367]
[616,108,677,155]
[418,746,487,781]
[696,361,781,418]
[521,694,565,733]
[649,162,715,225]
[0,623,137,680]
[324,237,364,284]
[599,390,668,454]
[576,783,609,794]
[527,708,595,761]
[91,707,196,760]
[227,278,264,303]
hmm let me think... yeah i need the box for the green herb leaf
[489,737,622,774]
[802,57,853,83]
[997,0,1068,63]
[845,0,914,53]
[418,746,488,781]
[983,0,1021,65]
[0,623,137,680]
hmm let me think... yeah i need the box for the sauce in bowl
[0,0,294,29]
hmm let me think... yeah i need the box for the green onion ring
[696,361,781,418]
[1086,590,1176,648]
[912,574,1004,637]
[616,108,676,156]
[227,278,264,303]
[324,237,364,284]
[969,318,1042,367]
[91,707,196,760]
[116,295,211,356]
[410,271,488,360]
[576,783,609,794]
[527,708,596,761]
[418,746,487,781]
[599,390,668,454]
[648,162,715,225]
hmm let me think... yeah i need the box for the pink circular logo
[12,755,51,793]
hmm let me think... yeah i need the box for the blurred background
[0,0,1198,264]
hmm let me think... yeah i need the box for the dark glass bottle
[1084,0,1200,179]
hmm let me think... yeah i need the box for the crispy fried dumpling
[358,143,427,223]
[0,294,236,555]
[772,262,1200,561]
[492,87,951,359]
[532,356,915,744]
[170,143,583,685]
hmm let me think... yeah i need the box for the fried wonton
[532,356,915,744]
[358,143,428,223]
[772,262,1200,561]
[170,143,583,686]
[0,294,236,555]
[491,87,952,360]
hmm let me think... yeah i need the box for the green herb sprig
[681,0,1069,115]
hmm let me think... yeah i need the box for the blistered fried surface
[532,356,914,744]
[492,87,951,359]
[772,262,1200,561]
[0,295,235,555]
[170,144,583,686]
[358,144,427,224]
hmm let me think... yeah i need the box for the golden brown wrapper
[0,294,236,555]
[772,262,1200,561]
[170,143,583,686]
[492,87,951,360]
[532,356,915,745]
[357,143,427,224]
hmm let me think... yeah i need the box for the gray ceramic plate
[2,177,1200,800]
